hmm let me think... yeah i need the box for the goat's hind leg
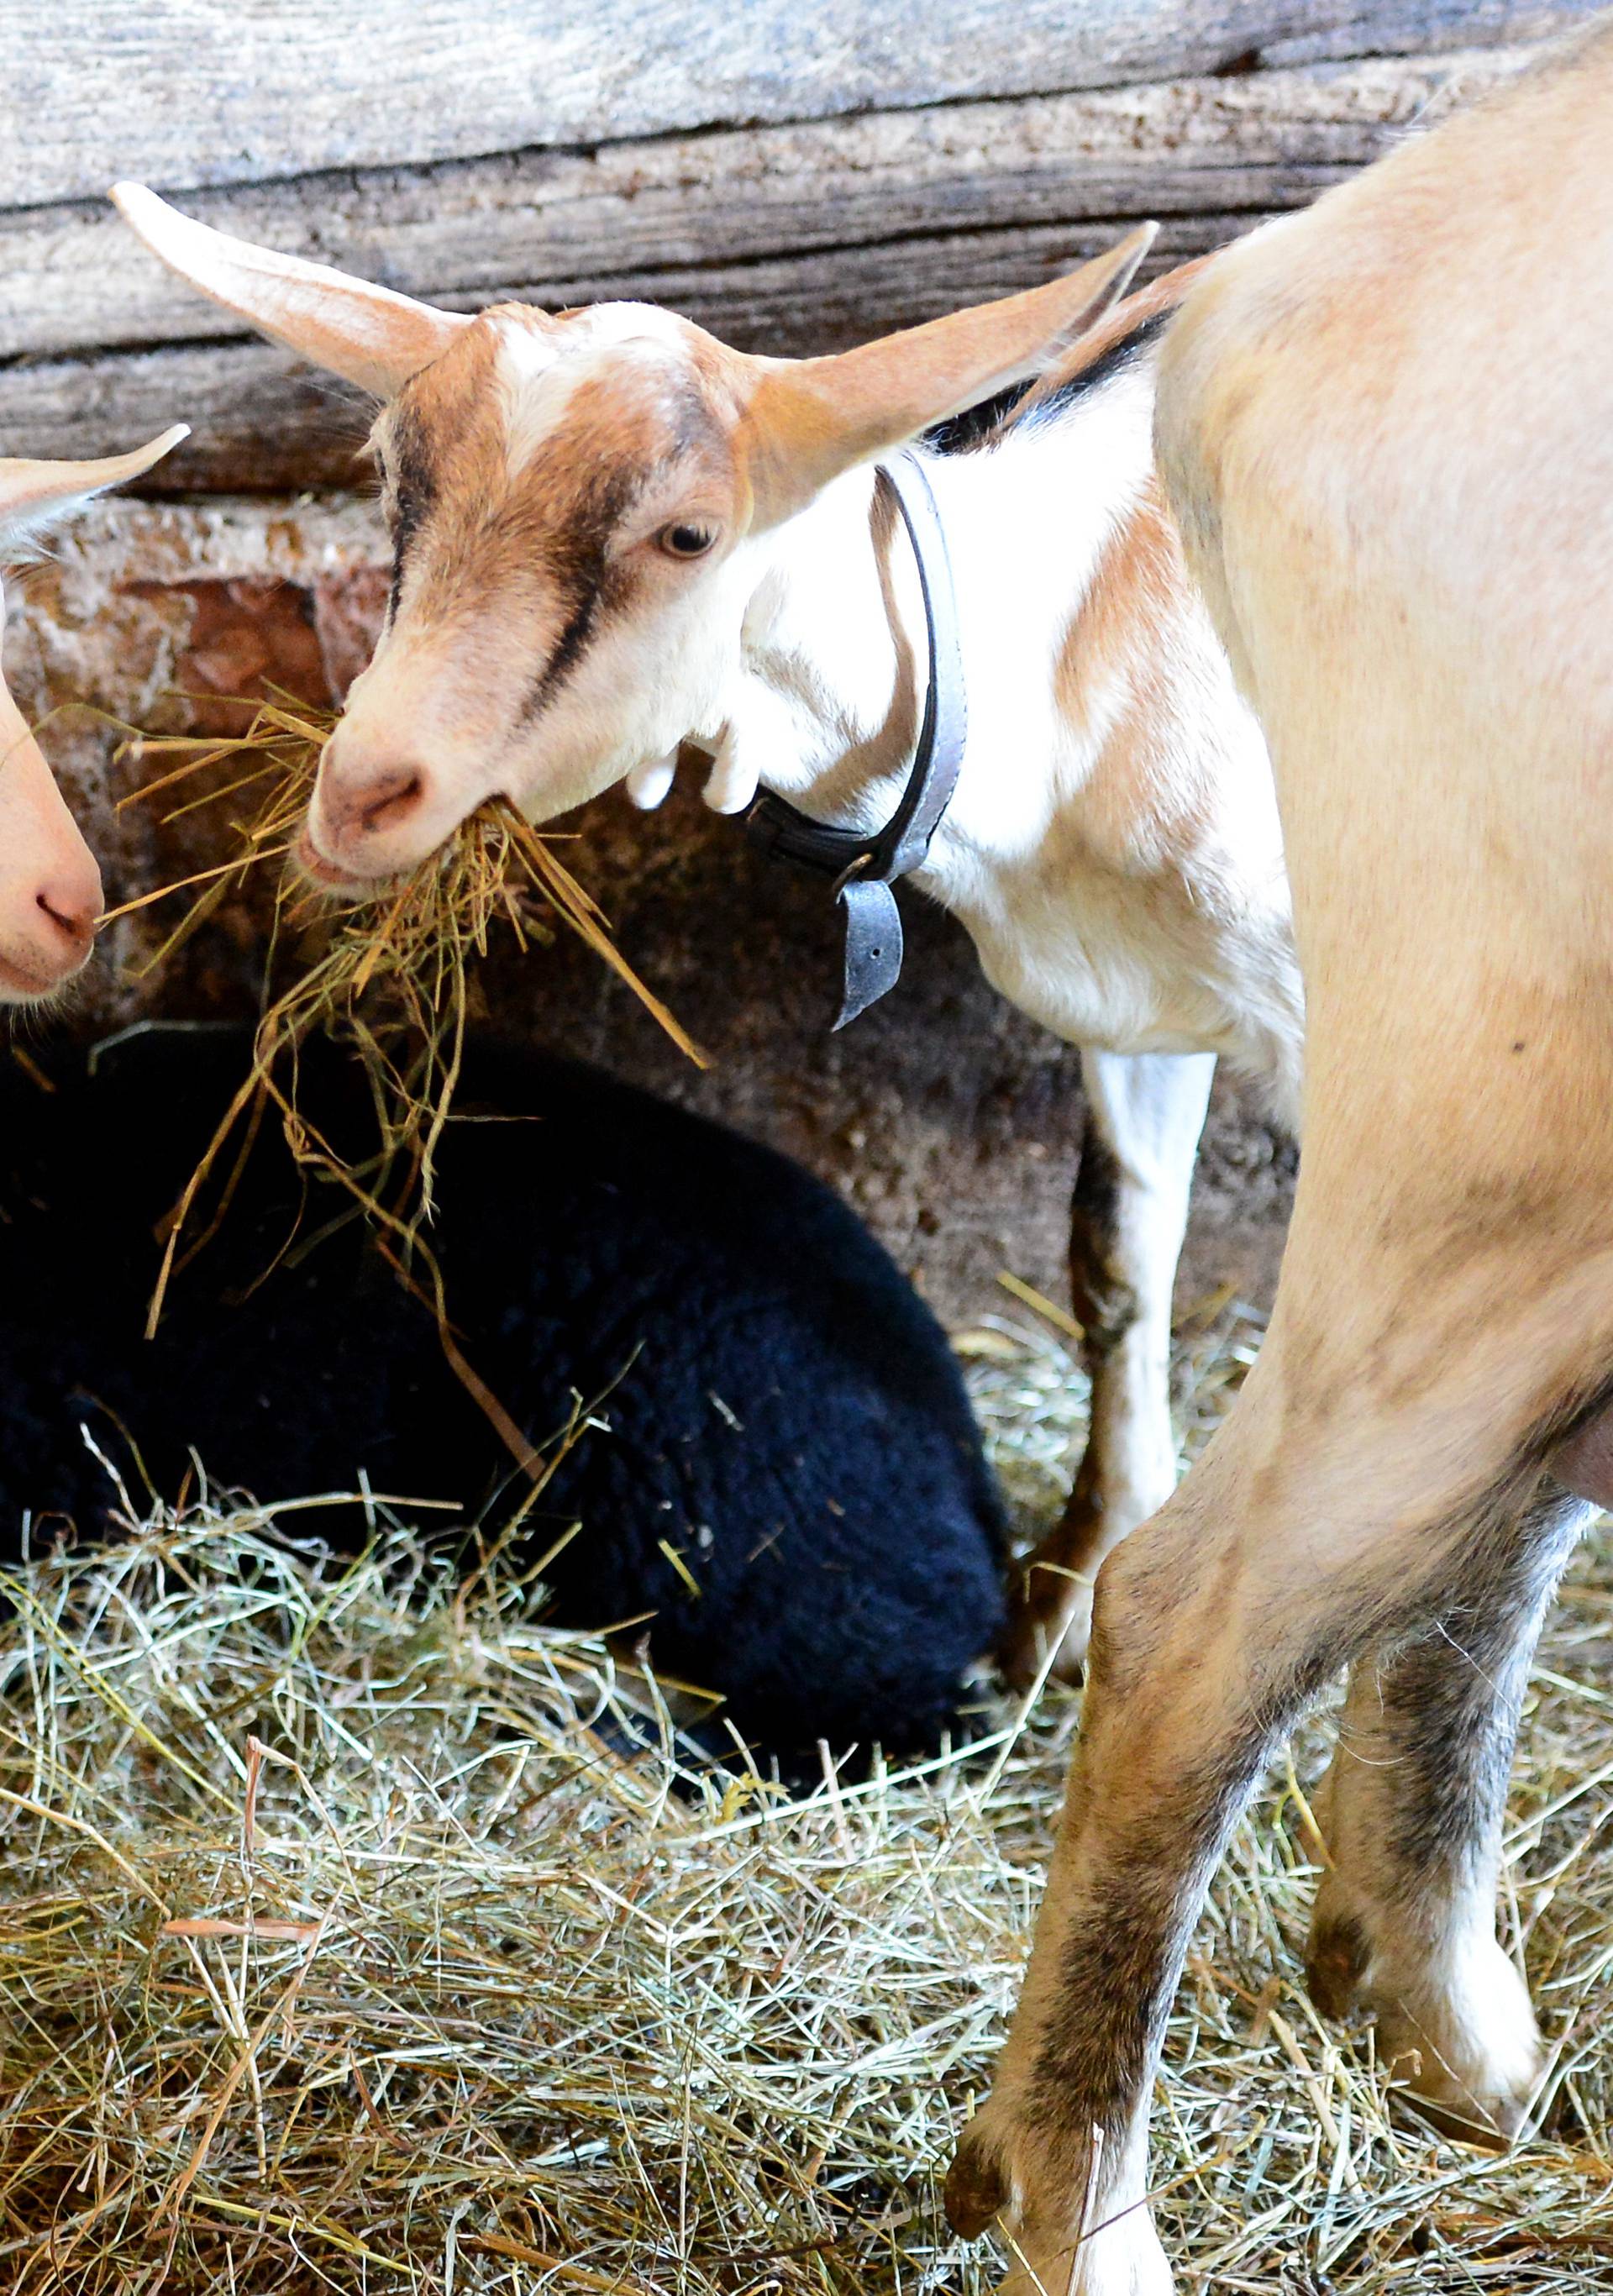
[1307,1483,1587,2139]
[1001,1048,1214,1688]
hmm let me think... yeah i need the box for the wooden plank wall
[0,0,1592,489]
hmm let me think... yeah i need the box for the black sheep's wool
[0,1029,1006,1760]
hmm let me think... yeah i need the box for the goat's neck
[725,386,1155,914]
[725,464,925,844]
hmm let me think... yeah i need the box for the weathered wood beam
[0,46,1541,490]
[5,0,1589,213]
[1,49,1533,360]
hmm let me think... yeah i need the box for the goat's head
[0,428,188,1001]
[114,183,1153,888]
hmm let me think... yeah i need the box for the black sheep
[0,1027,1005,1758]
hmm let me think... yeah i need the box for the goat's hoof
[998,1577,1092,1691]
[946,2107,1175,2293]
[1005,2211,1176,2296]
[945,2119,1012,2237]
[1315,1922,1542,2148]
[1380,1991,1540,2151]
[1389,2080,1525,2152]
[1305,1911,1371,2020]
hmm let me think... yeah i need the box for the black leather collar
[744,448,967,1029]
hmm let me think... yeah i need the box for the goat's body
[1159,25,1613,1500]
[928,456,1297,1089]
[947,25,1613,2291]
[733,311,1305,1680]
[746,329,1300,1103]
[0,1029,1005,1762]
[1158,18,1613,1512]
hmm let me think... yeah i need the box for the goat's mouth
[291,822,400,901]
[0,950,80,1004]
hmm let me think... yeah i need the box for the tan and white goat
[112,187,1302,1685]
[937,20,1613,2295]
[0,430,187,1001]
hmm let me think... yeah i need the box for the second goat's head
[0,428,187,999]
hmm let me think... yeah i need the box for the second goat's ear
[112,182,470,399]
[0,425,191,554]
[737,223,1158,529]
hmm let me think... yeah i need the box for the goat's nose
[34,864,102,960]
[326,763,430,842]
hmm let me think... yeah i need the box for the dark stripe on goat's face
[383,406,439,624]
[522,587,603,722]
[375,318,734,725]
[517,464,642,724]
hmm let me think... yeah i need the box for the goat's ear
[739,223,1159,527]
[0,425,191,554]
[112,183,470,399]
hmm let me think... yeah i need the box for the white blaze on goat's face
[0,428,188,1001]
[112,181,1156,886]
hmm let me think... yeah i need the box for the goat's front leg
[950,1326,1558,2295]
[1306,1484,1587,2140]
[1001,1048,1214,1688]
[955,1433,1319,2296]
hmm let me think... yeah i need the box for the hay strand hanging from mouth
[115,696,707,1354]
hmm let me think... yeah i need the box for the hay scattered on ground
[0,1305,1609,2293]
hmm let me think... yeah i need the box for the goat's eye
[659,522,716,560]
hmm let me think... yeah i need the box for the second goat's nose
[35,866,102,954]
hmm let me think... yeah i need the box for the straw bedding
[0,1300,1608,2293]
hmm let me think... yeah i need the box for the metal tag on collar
[833,875,904,1030]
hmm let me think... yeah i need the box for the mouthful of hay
[111,696,707,1349]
